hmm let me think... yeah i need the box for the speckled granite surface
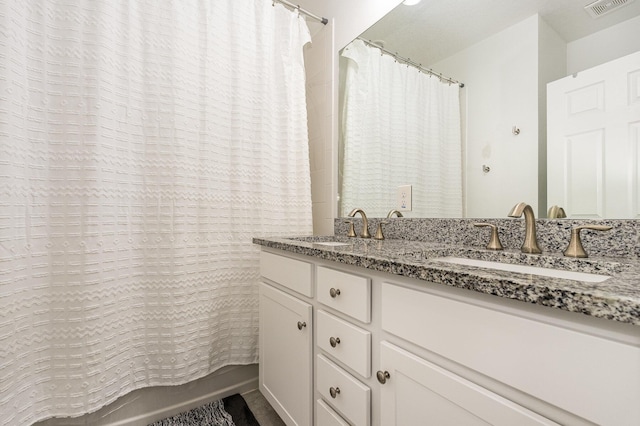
[334,218,640,258]
[253,231,640,326]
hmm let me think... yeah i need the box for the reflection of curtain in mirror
[340,40,462,217]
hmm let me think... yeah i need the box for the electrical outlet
[397,185,412,211]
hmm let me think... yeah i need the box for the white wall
[433,15,542,218]
[538,18,568,217]
[297,0,401,49]
[297,0,401,234]
[567,14,640,75]
[303,20,335,235]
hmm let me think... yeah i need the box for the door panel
[548,50,640,218]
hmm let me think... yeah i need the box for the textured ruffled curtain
[340,39,462,217]
[0,1,312,424]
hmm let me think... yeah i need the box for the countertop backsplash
[334,218,640,259]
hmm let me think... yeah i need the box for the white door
[378,341,558,426]
[259,282,313,426]
[547,50,640,218]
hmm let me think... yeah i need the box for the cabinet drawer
[317,354,370,426]
[316,399,350,426]
[381,282,640,425]
[317,266,371,323]
[317,310,371,378]
[260,251,312,297]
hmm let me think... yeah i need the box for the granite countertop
[253,235,640,326]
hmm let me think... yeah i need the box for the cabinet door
[259,282,313,426]
[379,341,558,426]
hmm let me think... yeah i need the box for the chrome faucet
[348,208,371,238]
[507,202,541,254]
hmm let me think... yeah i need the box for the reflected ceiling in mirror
[360,0,640,67]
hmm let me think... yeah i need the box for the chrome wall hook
[512,126,521,135]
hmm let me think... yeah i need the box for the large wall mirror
[338,0,640,219]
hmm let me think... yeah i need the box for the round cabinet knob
[376,370,390,384]
[329,387,341,398]
[329,288,341,298]
[329,336,341,347]
[297,321,306,330]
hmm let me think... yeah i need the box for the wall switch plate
[397,185,412,211]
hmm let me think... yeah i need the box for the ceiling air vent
[584,0,635,18]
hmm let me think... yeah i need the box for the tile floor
[242,389,286,426]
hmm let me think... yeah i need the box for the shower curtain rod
[273,0,329,25]
[357,37,465,88]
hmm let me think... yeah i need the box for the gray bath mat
[149,393,260,426]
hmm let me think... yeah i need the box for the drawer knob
[329,336,341,347]
[297,321,307,330]
[376,370,390,384]
[329,386,341,398]
[329,288,341,298]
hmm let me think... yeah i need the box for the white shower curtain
[340,39,462,217]
[0,1,312,424]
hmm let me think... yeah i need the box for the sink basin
[285,236,353,247]
[434,257,611,283]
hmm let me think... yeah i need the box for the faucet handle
[374,221,390,240]
[547,205,567,219]
[563,225,612,258]
[344,220,357,238]
[473,223,504,251]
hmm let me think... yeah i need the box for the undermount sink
[313,241,351,247]
[434,257,611,283]
[285,236,352,247]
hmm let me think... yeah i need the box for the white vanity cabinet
[258,248,640,425]
[380,281,640,425]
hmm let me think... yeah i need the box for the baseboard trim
[34,364,259,426]
[114,365,259,426]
